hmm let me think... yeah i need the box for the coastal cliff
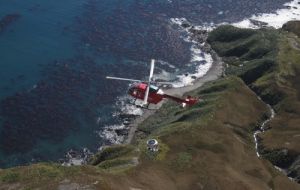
[208,22,300,183]
[1,22,300,190]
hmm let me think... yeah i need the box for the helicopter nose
[128,87,134,94]
[128,87,136,95]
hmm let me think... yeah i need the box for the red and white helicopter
[106,59,199,109]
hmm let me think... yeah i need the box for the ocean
[0,0,299,168]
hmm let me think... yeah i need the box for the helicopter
[106,59,199,109]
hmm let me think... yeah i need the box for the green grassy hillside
[208,22,300,183]
[283,21,300,37]
[2,75,298,189]
[129,76,298,190]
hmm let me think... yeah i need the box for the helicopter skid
[127,99,159,110]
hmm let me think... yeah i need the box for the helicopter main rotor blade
[149,59,155,80]
[143,85,150,105]
[143,59,155,105]
[106,76,142,83]
[155,81,174,85]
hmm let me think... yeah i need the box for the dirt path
[124,51,224,144]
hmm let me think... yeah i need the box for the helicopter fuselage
[128,83,163,104]
[128,83,198,106]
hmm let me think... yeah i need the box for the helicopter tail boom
[163,94,198,107]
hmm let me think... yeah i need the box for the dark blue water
[0,0,290,168]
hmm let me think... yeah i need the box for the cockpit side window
[149,85,159,93]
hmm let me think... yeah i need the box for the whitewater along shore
[124,46,224,144]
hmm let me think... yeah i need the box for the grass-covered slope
[1,77,298,189]
[207,25,279,86]
[208,23,300,183]
[283,20,300,38]
[0,163,105,190]
[128,76,298,190]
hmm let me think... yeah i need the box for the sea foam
[233,0,300,29]
[170,18,214,88]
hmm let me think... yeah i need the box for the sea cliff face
[1,22,300,190]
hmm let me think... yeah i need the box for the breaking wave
[233,0,300,29]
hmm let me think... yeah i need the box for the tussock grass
[169,152,192,171]
[207,25,256,43]
[0,171,20,183]
[97,158,133,169]
[209,24,300,183]
[89,145,135,166]
[283,20,300,37]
